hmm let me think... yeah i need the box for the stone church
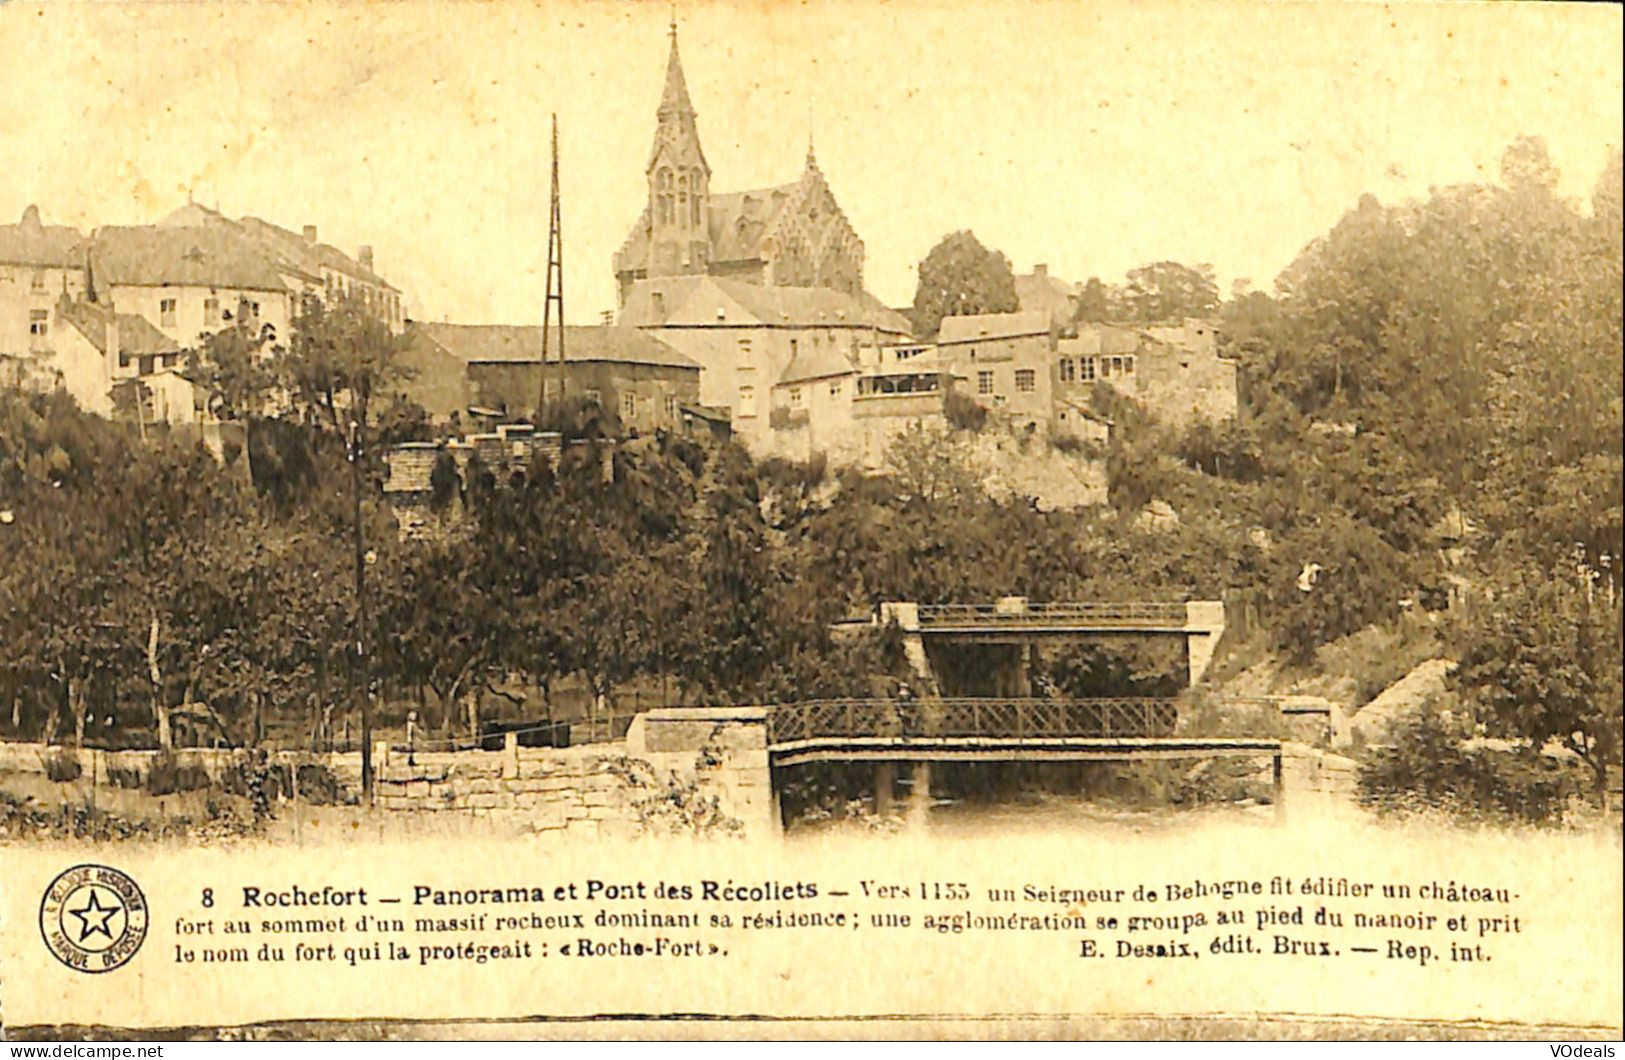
[612,25,866,306]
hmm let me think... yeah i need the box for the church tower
[645,20,711,277]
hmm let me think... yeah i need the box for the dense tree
[1121,261,1219,323]
[909,230,1019,339]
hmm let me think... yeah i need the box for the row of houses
[755,311,1238,468]
[0,202,401,423]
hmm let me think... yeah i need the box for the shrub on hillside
[944,390,988,432]
[1358,706,1585,825]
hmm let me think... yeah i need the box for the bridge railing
[767,697,1178,745]
[914,602,1190,628]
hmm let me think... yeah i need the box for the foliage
[42,748,82,783]
[1121,261,1220,323]
[909,230,1019,339]
[1449,564,1622,795]
[1358,706,1586,825]
[943,389,989,432]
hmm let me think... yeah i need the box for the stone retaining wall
[0,706,780,838]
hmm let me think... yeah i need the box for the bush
[1358,706,1586,825]
[42,748,82,783]
[147,751,212,796]
[944,390,988,432]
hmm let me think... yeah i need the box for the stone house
[617,274,910,448]
[0,206,88,391]
[400,322,700,434]
[1059,319,1237,428]
[767,342,966,468]
[935,310,1055,430]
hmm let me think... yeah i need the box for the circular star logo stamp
[39,864,148,973]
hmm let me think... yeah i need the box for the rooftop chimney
[1033,263,1048,279]
[302,224,318,245]
[357,245,374,271]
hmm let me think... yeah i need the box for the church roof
[413,322,698,370]
[616,181,800,274]
[937,310,1052,345]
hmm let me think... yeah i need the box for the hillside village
[0,22,1619,837]
[1,26,1237,486]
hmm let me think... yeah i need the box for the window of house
[1059,358,1075,383]
[1080,357,1097,382]
[978,370,995,396]
[159,298,177,327]
[1124,356,1136,375]
[737,337,753,367]
[738,385,756,413]
[665,395,679,418]
[789,338,799,358]
[119,351,130,369]
[139,355,155,376]
[1015,369,1036,393]
[829,380,843,397]
[28,309,48,348]
[31,269,46,290]
[583,388,601,405]
[623,392,637,420]
[204,296,220,323]
[652,292,665,317]
[789,387,803,407]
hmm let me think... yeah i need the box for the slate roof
[57,297,181,356]
[778,344,857,386]
[157,204,396,291]
[0,206,84,268]
[90,224,289,291]
[413,322,698,370]
[1060,324,1154,356]
[619,275,910,334]
[616,182,799,274]
[937,311,1052,345]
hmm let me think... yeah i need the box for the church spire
[659,15,695,119]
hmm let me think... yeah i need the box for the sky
[1,0,1620,325]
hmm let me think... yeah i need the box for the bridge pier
[906,761,932,829]
[874,762,896,815]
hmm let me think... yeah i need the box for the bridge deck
[766,697,1180,745]
[770,736,1282,767]
[915,602,1195,634]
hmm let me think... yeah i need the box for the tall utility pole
[539,113,565,418]
[349,417,373,804]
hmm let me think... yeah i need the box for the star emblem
[68,889,120,944]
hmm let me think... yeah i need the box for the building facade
[617,274,910,447]
[1058,319,1237,427]
[0,206,88,393]
[935,311,1055,430]
[401,322,701,435]
[612,25,866,306]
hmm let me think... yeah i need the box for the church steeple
[645,16,711,277]
[659,17,695,119]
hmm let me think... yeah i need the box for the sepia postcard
[0,0,1621,1042]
